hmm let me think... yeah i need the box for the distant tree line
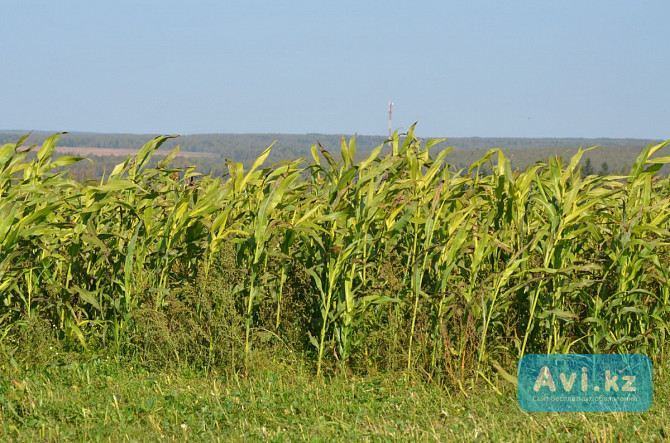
[2,131,667,180]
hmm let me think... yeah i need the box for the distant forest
[1,130,667,180]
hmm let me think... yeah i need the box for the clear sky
[1,0,669,138]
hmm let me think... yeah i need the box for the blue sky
[1,1,668,138]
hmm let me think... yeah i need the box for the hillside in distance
[1,130,666,179]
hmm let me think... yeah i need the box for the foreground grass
[1,353,669,442]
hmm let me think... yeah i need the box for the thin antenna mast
[388,101,393,153]
[388,101,393,138]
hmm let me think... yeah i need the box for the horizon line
[0,129,664,142]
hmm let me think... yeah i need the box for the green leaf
[158,144,181,168]
[49,155,90,169]
[71,285,102,311]
[133,135,178,177]
[37,132,65,164]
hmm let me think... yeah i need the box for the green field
[1,128,670,440]
[2,352,670,441]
